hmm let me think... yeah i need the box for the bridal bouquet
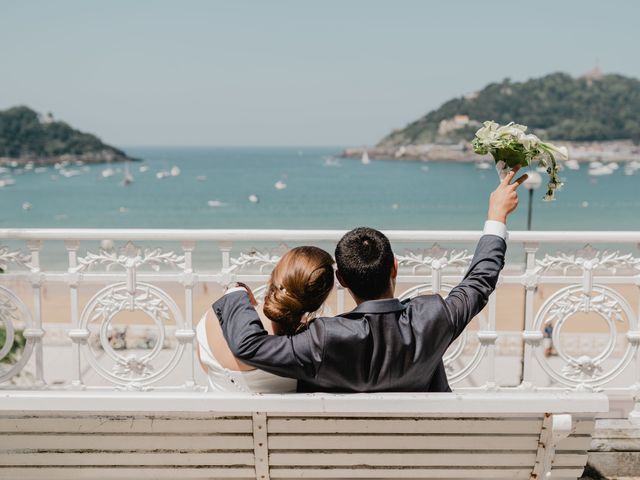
[471,121,568,201]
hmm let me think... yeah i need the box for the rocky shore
[343,140,640,163]
[0,149,138,168]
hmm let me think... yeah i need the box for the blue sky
[1,0,638,147]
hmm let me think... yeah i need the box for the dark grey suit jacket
[213,234,506,392]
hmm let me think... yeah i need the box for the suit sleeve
[441,234,506,341]
[212,291,324,380]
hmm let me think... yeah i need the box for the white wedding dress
[196,314,296,393]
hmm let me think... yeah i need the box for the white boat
[361,151,371,165]
[323,156,341,167]
[607,162,619,170]
[0,178,16,187]
[589,161,604,169]
[0,167,8,174]
[121,163,134,186]
[170,166,181,177]
[207,200,225,208]
[101,167,115,178]
[156,170,170,179]
[34,167,47,174]
[475,160,492,170]
[139,165,150,173]
[623,160,640,176]
[588,164,616,176]
[248,194,259,204]
[274,180,287,190]
[60,169,81,178]
[22,202,32,211]
[564,159,580,170]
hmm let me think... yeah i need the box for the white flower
[472,120,569,201]
[521,134,540,150]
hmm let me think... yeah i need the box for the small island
[0,106,137,166]
[344,70,640,163]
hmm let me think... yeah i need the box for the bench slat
[0,467,256,479]
[0,434,254,451]
[269,467,534,478]
[269,452,537,467]
[548,468,587,479]
[0,452,255,466]
[572,419,595,435]
[0,417,252,434]
[556,435,592,451]
[553,453,590,467]
[268,418,543,434]
[268,434,537,450]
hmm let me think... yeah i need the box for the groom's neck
[352,288,396,306]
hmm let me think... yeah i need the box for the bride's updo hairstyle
[263,246,334,335]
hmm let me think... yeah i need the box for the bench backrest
[0,391,609,480]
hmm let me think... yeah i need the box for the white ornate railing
[0,229,639,419]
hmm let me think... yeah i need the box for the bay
[0,146,638,231]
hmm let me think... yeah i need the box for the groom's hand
[488,165,528,224]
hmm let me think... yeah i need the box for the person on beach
[196,246,334,392]
[212,167,527,392]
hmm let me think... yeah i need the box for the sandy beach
[3,276,636,335]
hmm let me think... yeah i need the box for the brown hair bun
[263,246,334,335]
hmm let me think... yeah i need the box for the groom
[213,168,527,392]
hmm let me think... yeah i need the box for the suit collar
[345,298,406,316]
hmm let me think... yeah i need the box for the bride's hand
[234,282,259,306]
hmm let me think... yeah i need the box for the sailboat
[121,162,134,186]
[361,150,371,165]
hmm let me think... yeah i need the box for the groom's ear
[336,270,348,289]
[391,257,398,279]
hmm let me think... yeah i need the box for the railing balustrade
[1,228,639,420]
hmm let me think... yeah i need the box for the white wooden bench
[0,391,608,480]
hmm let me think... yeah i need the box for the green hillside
[0,106,133,162]
[379,72,640,147]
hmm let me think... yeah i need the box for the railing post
[65,240,84,389]
[181,241,197,390]
[336,284,345,314]
[219,241,234,286]
[520,242,540,390]
[26,240,45,387]
[483,291,498,390]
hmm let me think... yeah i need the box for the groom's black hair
[335,227,394,300]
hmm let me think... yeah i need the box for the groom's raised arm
[441,168,527,341]
[212,290,324,380]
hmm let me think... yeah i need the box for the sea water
[1,146,638,231]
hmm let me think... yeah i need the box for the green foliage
[379,73,640,146]
[0,326,26,365]
[0,106,127,158]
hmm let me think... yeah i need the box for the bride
[196,246,334,392]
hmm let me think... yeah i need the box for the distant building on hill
[582,65,603,86]
[39,112,55,124]
[437,115,471,137]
